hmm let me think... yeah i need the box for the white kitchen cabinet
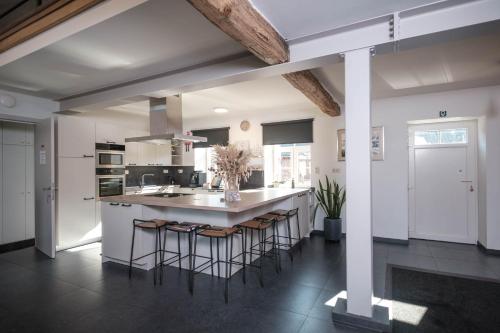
[2,145,26,243]
[2,122,32,145]
[57,116,95,158]
[96,122,125,145]
[155,144,172,166]
[138,143,157,166]
[292,192,310,237]
[125,129,147,166]
[101,202,147,266]
[25,145,35,239]
[57,157,97,249]
[182,146,194,166]
[0,131,2,243]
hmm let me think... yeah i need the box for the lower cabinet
[292,192,311,237]
[101,202,146,265]
[57,157,97,249]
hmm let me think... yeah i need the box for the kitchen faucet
[140,173,155,188]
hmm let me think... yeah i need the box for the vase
[324,217,342,242]
[224,177,241,202]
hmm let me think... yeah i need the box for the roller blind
[192,127,229,148]
[262,119,313,145]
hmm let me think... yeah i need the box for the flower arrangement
[212,144,252,201]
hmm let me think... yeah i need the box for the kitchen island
[100,188,310,275]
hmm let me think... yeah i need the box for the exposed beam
[58,0,500,110]
[0,0,106,54]
[187,0,288,65]
[187,0,340,117]
[0,0,148,67]
[282,70,340,116]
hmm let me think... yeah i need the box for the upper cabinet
[2,122,33,146]
[57,116,95,158]
[96,122,125,145]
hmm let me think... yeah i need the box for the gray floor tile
[434,257,499,279]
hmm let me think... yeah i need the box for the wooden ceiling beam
[282,70,340,117]
[188,0,341,117]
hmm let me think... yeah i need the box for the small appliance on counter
[189,171,206,188]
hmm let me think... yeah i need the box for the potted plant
[313,176,346,242]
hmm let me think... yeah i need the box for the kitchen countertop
[101,188,309,213]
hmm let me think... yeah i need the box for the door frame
[408,120,478,244]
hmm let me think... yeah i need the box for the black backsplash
[126,166,195,187]
[240,170,264,190]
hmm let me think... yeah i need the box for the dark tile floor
[0,237,499,333]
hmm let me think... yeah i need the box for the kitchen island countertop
[100,188,309,213]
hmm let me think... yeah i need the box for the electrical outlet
[163,169,168,174]
[125,170,129,175]
[178,169,183,174]
[332,168,341,174]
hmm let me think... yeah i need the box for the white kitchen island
[100,188,310,276]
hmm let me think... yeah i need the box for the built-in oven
[96,143,125,168]
[96,168,125,199]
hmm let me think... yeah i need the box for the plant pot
[324,217,342,242]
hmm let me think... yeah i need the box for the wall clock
[240,120,250,131]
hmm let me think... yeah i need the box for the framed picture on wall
[337,126,385,161]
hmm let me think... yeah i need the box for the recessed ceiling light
[213,107,228,113]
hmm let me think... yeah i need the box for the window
[414,128,467,146]
[194,147,214,180]
[264,144,311,188]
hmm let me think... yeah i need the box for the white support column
[344,47,373,318]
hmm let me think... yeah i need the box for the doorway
[408,120,478,244]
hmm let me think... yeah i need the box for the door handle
[83,197,95,201]
[110,202,120,206]
[460,180,472,183]
[121,203,132,207]
[83,154,94,158]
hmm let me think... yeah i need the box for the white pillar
[344,47,373,318]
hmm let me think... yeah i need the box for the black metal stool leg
[129,225,136,279]
[249,229,254,264]
[210,237,214,277]
[177,232,182,270]
[229,233,234,278]
[242,228,247,284]
[224,235,229,303]
[272,223,279,274]
[275,222,282,271]
[258,229,264,287]
[216,237,220,279]
[188,232,193,294]
[154,229,158,286]
[286,216,294,262]
[158,228,164,285]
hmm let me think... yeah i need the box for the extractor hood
[125,96,207,145]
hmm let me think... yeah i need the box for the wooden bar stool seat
[239,219,272,230]
[137,219,176,229]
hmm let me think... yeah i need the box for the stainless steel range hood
[125,96,207,145]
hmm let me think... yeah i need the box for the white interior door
[409,121,477,244]
[35,118,56,258]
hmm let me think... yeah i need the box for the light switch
[315,167,320,174]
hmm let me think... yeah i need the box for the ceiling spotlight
[0,94,16,108]
[213,107,228,114]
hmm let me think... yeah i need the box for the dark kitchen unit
[125,165,195,187]
[96,168,125,198]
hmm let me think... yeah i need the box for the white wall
[0,89,58,120]
[76,109,149,132]
[185,85,500,249]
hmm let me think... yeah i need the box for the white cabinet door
[102,202,145,264]
[125,142,140,166]
[58,116,95,158]
[57,157,97,249]
[96,122,125,145]
[3,122,27,145]
[138,143,157,166]
[25,145,35,239]
[2,145,26,243]
[155,144,171,166]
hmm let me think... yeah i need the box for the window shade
[192,127,229,148]
[262,119,313,145]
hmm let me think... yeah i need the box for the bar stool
[161,222,209,294]
[269,208,302,259]
[237,219,279,287]
[192,225,242,303]
[129,218,177,285]
[254,213,287,268]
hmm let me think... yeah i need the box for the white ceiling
[250,0,440,40]
[106,31,500,119]
[0,0,245,99]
